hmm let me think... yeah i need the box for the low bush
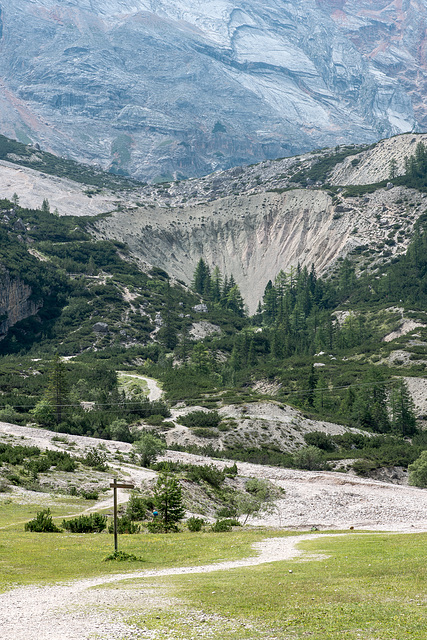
[304,431,335,451]
[293,446,326,471]
[62,513,107,533]
[211,519,239,532]
[80,489,99,500]
[146,519,178,533]
[25,509,62,532]
[177,410,221,429]
[408,450,427,488]
[104,551,143,562]
[126,493,153,520]
[352,459,378,476]
[187,516,205,532]
[185,463,225,488]
[192,428,218,439]
[216,506,238,518]
[108,515,140,534]
[82,447,108,471]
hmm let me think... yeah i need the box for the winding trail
[0,534,338,640]
[118,373,163,402]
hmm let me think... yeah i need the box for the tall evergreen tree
[154,473,185,531]
[192,258,211,295]
[46,354,68,424]
[390,379,417,437]
[352,369,390,433]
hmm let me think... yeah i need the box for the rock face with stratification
[0,268,41,340]
[0,0,426,181]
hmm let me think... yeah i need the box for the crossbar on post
[110,478,135,552]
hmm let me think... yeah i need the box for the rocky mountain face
[0,1,426,181]
[92,132,427,312]
[1,131,426,313]
[0,268,40,340]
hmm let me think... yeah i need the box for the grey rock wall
[0,1,425,180]
[0,267,41,339]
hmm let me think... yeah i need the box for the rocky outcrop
[0,1,425,181]
[0,267,40,339]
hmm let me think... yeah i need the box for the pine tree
[41,198,50,214]
[352,369,390,433]
[211,266,222,303]
[154,473,185,531]
[390,379,417,437]
[192,258,211,296]
[46,354,68,424]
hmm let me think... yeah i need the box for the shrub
[223,462,238,477]
[187,516,205,532]
[83,447,108,471]
[211,519,239,532]
[304,431,335,451]
[293,446,326,470]
[153,472,185,532]
[80,489,99,500]
[177,410,221,429]
[104,551,143,562]
[62,513,107,533]
[126,493,151,520]
[185,464,225,487]
[408,451,427,488]
[192,428,218,439]
[133,432,166,467]
[0,404,21,423]
[108,515,140,534]
[352,459,378,476]
[25,509,62,532]
[0,478,10,493]
[144,414,165,426]
[216,505,238,518]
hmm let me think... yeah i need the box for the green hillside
[0,140,427,479]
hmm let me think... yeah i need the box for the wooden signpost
[110,478,135,552]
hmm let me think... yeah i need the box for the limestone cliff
[0,0,425,181]
[0,267,41,339]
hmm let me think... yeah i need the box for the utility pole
[110,478,134,552]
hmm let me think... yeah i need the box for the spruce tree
[154,473,185,531]
[192,258,211,295]
[390,379,417,437]
[46,354,68,424]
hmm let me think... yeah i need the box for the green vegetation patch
[0,526,288,592]
[138,533,426,640]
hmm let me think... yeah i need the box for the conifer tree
[390,379,417,437]
[351,369,390,433]
[192,258,211,295]
[46,353,68,424]
[154,473,185,531]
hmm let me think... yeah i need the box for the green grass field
[132,532,426,639]
[1,495,425,639]
[0,496,291,591]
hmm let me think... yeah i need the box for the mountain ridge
[0,0,426,180]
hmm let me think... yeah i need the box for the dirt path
[0,533,340,640]
[119,373,163,402]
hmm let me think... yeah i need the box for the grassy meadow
[0,496,289,591]
[0,495,425,639]
[129,532,426,639]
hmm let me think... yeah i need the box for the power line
[1,377,398,412]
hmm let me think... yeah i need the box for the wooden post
[110,479,135,553]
